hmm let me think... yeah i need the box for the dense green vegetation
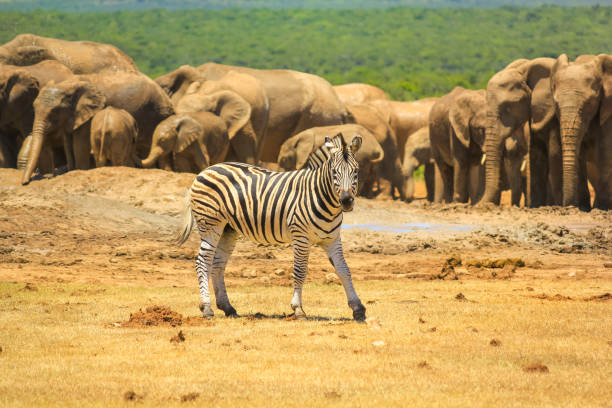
[0,0,612,12]
[1,6,611,99]
[1,1,611,12]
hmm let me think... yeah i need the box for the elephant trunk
[480,112,504,204]
[558,107,584,207]
[17,135,32,170]
[141,145,164,168]
[21,116,49,185]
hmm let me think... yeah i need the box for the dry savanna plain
[0,167,610,407]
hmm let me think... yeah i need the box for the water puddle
[342,222,473,234]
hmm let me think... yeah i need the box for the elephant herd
[0,34,610,210]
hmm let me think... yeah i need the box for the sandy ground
[1,167,611,407]
[0,167,610,289]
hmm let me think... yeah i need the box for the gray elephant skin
[21,72,174,184]
[142,112,229,173]
[551,54,612,210]
[347,103,405,199]
[0,34,138,74]
[0,61,73,169]
[402,126,435,202]
[277,124,384,196]
[481,58,561,207]
[90,107,139,167]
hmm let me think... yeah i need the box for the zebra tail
[175,189,195,246]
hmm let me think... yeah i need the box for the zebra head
[325,133,362,212]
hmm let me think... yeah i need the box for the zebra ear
[324,136,334,151]
[350,135,362,154]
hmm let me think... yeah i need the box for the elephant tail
[175,189,195,246]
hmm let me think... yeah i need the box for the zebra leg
[323,237,366,322]
[195,224,224,319]
[290,234,311,319]
[211,227,238,317]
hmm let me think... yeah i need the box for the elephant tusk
[520,158,527,173]
[481,153,486,165]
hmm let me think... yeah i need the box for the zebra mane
[305,134,344,170]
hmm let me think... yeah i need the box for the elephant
[0,60,74,168]
[277,124,384,196]
[141,112,229,173]
[198,62,353,162]
[0,34,138,74]
[175,85,257,164]
[429,87,487,204]
[481,58,562,207]
[90,107,139,167]
[21,72,174,185]
[333,83,388,105]
[155,65,207,105]
[156,67,270,151]
[347,103,405,199]
[369,97,438,163]
[402,126,435,202]
[550,54,612,210]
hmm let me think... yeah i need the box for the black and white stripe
[177,133,366,321]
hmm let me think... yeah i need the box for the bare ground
[0,167,610,289]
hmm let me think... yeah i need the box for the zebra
[176,133,367,321]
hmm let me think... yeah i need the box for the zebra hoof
[352,305,366,322]
[199,303,214,319]
[294,307,307,320]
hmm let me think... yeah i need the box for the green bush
[1,6,609,99]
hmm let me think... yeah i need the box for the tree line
[1,6,610,99]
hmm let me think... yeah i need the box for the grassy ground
[1,279,610,407]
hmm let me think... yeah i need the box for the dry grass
[0,278,611,407]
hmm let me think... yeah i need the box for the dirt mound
[121,305,202,328]
[583,293,612,302]
[532,293,572,301]
[523,362,549,373]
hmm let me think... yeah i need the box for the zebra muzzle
[340,191,354,212]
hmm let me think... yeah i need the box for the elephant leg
[597,120,612,209]
[546,127,563,206]
[468,163,484,205]
[191,146,209,173]
[452,155,469,203]
[73,126,92,170]
[63,132,75,170]
[230,126,257,165]
[506,156,523,207]
[577,143,591,210]
[434,160,453,203]
[38,147,55,176]
[425,162,435,202]
[527,132,548,208]
[159,154,173,172]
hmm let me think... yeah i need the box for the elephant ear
[176,116,203,153]
[72,81,106,131]
[449,95,475,149]
[14,45,54,65]
[526,58,556,133]
[0,70,39,100]
[598,54,612,126]
[294,132,316,170]
[185,81,202,95]
[210,90,251,140]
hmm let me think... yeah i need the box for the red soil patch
[121,305,202,328]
